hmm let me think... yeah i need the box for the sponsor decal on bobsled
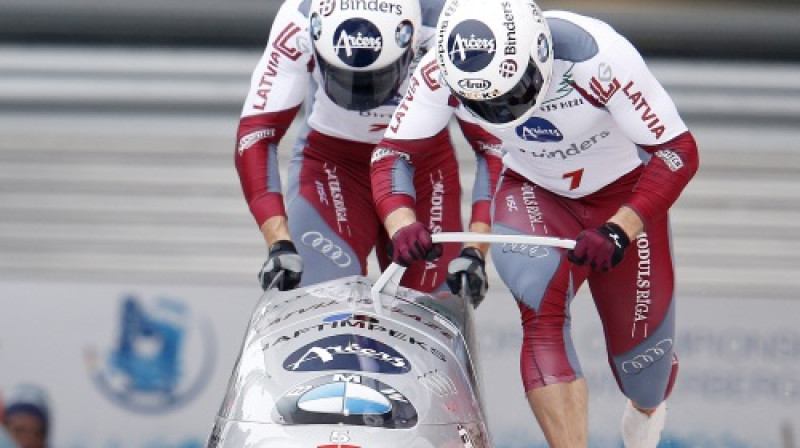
[283,334,411,374]
[276,373,417,428]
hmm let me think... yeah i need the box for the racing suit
[371,11,699,409]
[234,0,501,291]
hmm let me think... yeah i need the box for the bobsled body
[208,275,490,448]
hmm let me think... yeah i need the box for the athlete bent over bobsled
[370,1,700,447]
[234,0,503,294]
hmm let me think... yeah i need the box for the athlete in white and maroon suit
[370,0,699,446]
[234,0,503,292]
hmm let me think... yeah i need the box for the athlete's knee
[629,357,678,411]
[518,301,583,393]
[522,370,582,392]
[618,349,679,410]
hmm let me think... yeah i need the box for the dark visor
[317,47,413,111]
[456,58,544,125]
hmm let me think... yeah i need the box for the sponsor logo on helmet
[457,78,492,92]
[311,13,323,40]
[447,20,496,72]
[340,0,403,16]
[515,117,564,142]
[501,1,517,56]
[319,0,336,16]
[537,33,550,63]
[395,20,413,48]
[333,19,383,68]
[498,58,518,78]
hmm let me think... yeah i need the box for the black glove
[387,221,443,267]
[446,247,488,308]
[259,240,303,291]
[567,222,631,272]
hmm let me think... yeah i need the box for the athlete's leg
[490,172,590,448]
[587,215,678,448]
[286,133,380,286]
[402,144,463,293]
[588,215,678,409]
[526,380,589,448]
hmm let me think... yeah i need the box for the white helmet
[310,0,421,111]
[435,0,553,128]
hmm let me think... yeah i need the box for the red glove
[387,222,443,267]
[567,222,631,272]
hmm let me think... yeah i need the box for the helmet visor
[455,58,544,125]
[317,48,413,111]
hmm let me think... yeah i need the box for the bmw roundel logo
[537,33,550,63]
[275,373,418,428]
[310,13,322,40]
[333,18,383,68]
[395,20,413,48]
[447,19,496,73]
[297,382,392,414]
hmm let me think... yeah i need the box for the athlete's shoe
[621,400,667,448]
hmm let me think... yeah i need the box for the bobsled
[206,232,575,448]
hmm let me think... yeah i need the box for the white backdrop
[1,279,798,448]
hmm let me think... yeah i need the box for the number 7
[562,168,584,190]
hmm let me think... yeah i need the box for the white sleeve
[384,51,456,140]
[241,0,313,117]
[578,35,688,146]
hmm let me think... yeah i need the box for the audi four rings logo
[302,231,353,267]
[620,338,673,374]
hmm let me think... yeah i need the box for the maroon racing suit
[235,0,501,291]
[372,11,699,409]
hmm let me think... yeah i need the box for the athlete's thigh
[403,146,463,293]
[588,215,677,408]
[490,172,589,389]
[286,145,380,286]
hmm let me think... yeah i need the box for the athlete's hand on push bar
[567,222,631,272]
[387,222,443,267]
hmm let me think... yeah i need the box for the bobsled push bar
[370,231,577,310]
